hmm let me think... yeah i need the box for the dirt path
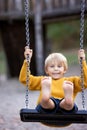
[0,75,87,130]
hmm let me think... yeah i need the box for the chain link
[24,0,30,108]
[79,0,86,110]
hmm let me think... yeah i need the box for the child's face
[45,60,66,79]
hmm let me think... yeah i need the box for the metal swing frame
[20,0,87,126]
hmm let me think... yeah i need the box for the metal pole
[34,0,44,75]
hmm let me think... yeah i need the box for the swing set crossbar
[20,108,87,123]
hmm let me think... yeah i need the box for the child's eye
[58,65,62,67]
[50,65,54,68]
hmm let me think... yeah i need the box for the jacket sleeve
[19,60,28,85]
[75,60,87,92]
[19,60,43,90]
[82,60,87,89]
[67,60,87,93]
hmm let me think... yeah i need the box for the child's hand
[24,46,33,60]
[78,49,85,61]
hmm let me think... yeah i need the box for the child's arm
[19,46,42,90]
[19,46,33,85]
[19,59,28,85]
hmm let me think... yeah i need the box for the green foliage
[47,21,79,39]
[47,19,87,50]
[46,19,87,66]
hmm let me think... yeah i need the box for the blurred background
[0,0,87,78]
[0,0,87,130]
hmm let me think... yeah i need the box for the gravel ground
[0,65,87,130]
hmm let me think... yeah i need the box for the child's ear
[45,70,48,75]
[45,68,48,75]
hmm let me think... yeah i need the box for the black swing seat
[20,108,87,124]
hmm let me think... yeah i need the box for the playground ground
[0,65,87,130]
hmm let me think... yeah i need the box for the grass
[0,51,7,74]
[65,53,78,66]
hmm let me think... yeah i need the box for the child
[19,46,87,114]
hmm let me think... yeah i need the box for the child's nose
[54,66,58,70]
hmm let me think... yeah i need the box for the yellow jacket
[19,60,87,104]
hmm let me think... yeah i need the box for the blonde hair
[45,53,68,71]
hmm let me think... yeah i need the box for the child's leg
[40,77,55,109]
[60,81,74,110]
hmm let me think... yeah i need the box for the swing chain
[24,0,30,108]
[24,0,30,47]
[25,54,30,108]
[80,0,86,110]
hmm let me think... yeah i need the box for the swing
[20,0,87,127]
